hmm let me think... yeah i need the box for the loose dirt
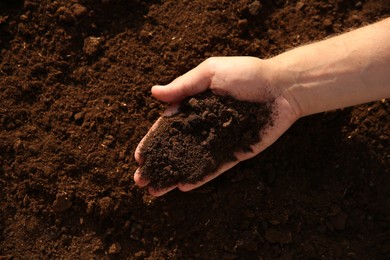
[140,91,273,189]
[0,0,389,258]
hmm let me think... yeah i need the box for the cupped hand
[134,57,300,196]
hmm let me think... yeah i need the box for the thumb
[151,59,215,103]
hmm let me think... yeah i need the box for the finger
[134,147,144,164]
[134,168,150,187]
[162,103,180,116]
[234,149,258,162]
[148,185,177,197]
[134,102,181,164]
[134,132,147,164]
[177,160,240,192]
[134,117,165,164]
[151,59,215,103]
[133,117,166,187]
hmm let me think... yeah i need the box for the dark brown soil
[140,91,273,189]
[0,0,389,259]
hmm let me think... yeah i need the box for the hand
[134,57,300,196]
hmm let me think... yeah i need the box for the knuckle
[203,57,218,78]
[204,57,217,67]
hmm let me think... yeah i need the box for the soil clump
[140,90,273,189]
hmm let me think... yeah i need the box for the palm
[134,57,299,196]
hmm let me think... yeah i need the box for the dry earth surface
[0,0,389,258]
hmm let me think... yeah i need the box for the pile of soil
[1,0,389,258]
[140,91,273,189]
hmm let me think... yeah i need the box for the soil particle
[53,193,72,212]
[238,19,249,32]
[55,6,74,23]
[328,211,348,231]
[83,36,104,56]
[248,1,262,16]
[323,18,333,28]
[23,0,36,9]
[71,4,87,18]
[295,1,305,12]
[140,90,273,189]
[108,242,121,255]
[86,201,94,215]
[130,221,143,240]
[98,197,113,216]
[265,229,292,244]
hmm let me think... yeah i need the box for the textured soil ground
[0,0,389,258]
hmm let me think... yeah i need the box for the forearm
[270,17,390,117]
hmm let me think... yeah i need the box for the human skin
[134,17,390,196]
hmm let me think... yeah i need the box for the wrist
[266,18,390,118]
[265,57,305,118]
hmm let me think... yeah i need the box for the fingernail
[152,85,165,90]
